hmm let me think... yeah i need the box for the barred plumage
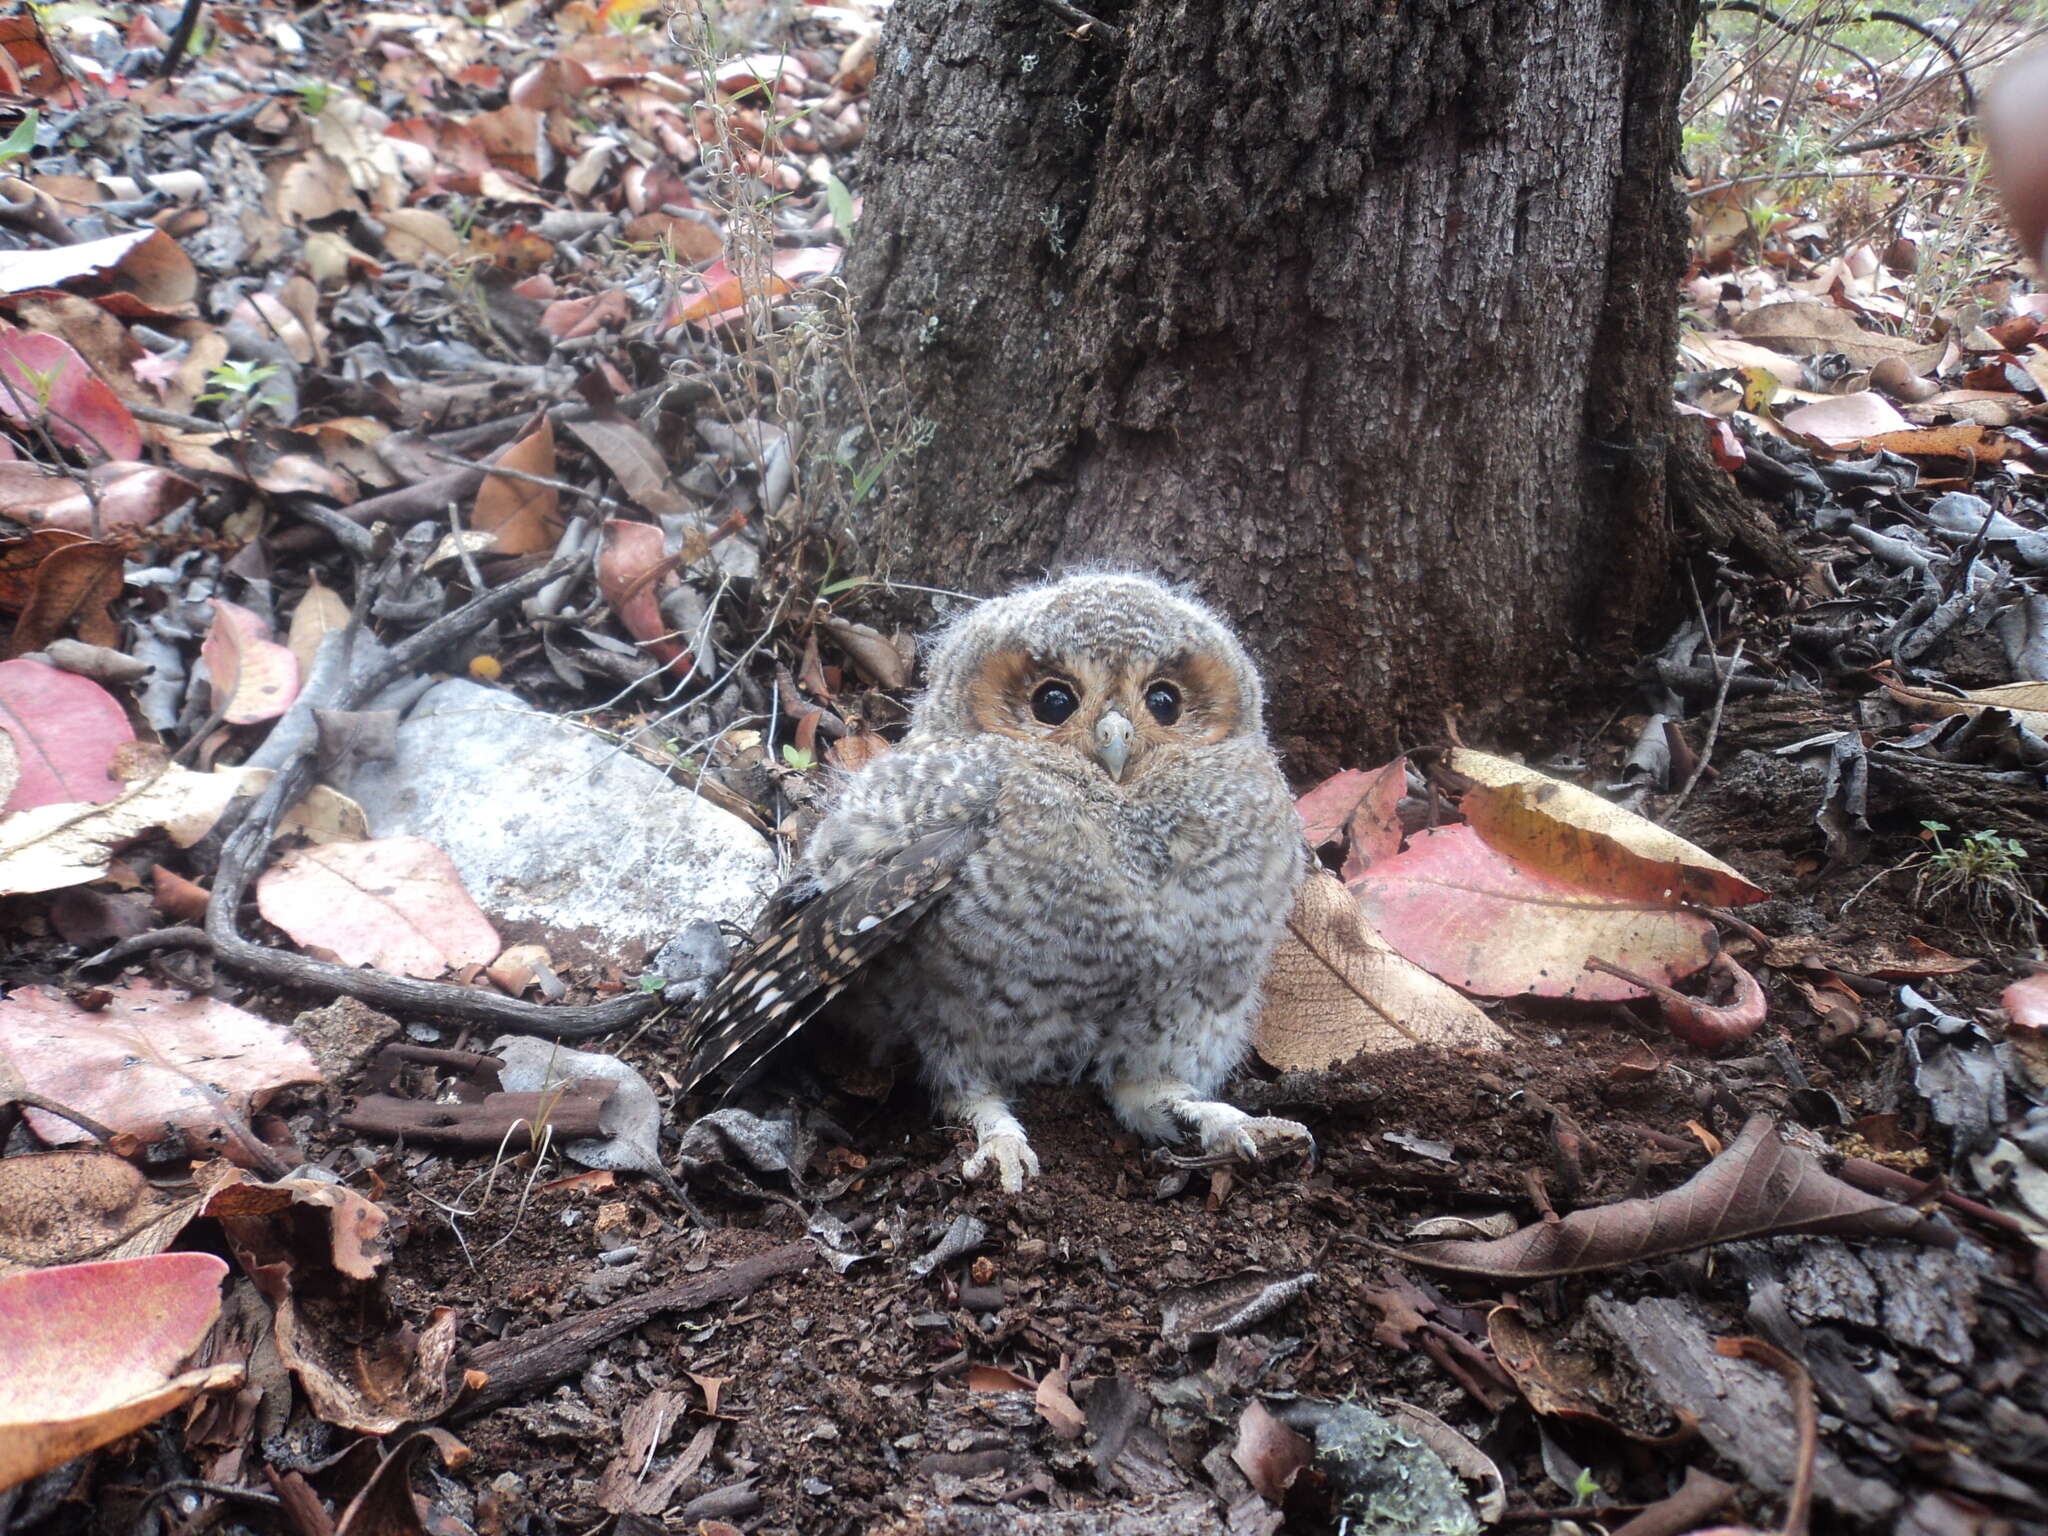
[680,573,1311,1191]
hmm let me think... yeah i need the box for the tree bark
[843,0,1699,770]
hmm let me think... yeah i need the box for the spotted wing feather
[680,821,982,1092]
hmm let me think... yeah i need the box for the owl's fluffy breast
[806,730,1302,1089]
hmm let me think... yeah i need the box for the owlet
[681,573,1311,1191]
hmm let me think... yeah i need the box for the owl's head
[913,573,1268,782]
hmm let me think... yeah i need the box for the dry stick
[1715,1337,1817,1536]
[425,450,630,514]
[1688,167,1972,199]
[1670,640,1744,815]
[1039,0,1121,44]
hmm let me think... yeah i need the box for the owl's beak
[1092,710,1134,782]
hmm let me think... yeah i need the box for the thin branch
[1039,0,1121,46]
[1671,640,1744,814]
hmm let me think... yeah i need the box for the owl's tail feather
[678,820,981,1094]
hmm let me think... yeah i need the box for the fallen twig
[457,1241,815,1417]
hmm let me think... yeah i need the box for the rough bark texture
[846,0,1697,770]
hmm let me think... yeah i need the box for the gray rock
[335,680,775,966]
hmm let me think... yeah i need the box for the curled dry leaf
[0,763,266,895]
[1036,1366,1086,1441]
[1397,1116,1928,1278]
[1587,952,1768,1051]
[1451,748,1765,908]
[0,658,133,811]
[201,1166,456,1434]
[0,1253,241,1493]
[1486,1302,1691,1441]
[255,835,501,979]
[1881,676,2048,736]
[1254,870,1503,1071]
[817,615,909,689]
[1160,1270,1318,1349]
[1356,824,1716,1001]
[597,517,687,669]
[0,979,321,1158]
[202,599,301,725]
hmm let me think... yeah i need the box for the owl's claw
[962,1132,1041,1193]
[1171,1100,1315,1168]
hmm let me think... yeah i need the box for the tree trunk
[842,0,1698,770]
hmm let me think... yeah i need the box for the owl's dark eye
[1031,680,1080,725]
[1144,681,1182,725]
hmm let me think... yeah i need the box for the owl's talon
[1168,1099,1314,1168]
[962,1133,1041,1193]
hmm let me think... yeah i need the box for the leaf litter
[0,4,2041,1534]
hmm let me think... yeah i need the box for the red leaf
[0,327,142,461]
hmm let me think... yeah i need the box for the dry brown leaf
[1452,748,1765,907]
[1035,1368,1086,1441]
[0,1149,201,1276]
[6,537,123,656]
[1397,1116,1927,1277]
[1880,676,2048,736]
[471,418,563,555]
[817,615,909,689]
[1730,299,1943,372]
[0,979,321,1155]
[286,576,352,680]
[1254,871,1504,1070]
[1231,1400,1314,1504]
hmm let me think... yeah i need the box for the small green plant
[196,357,281,408]
[820,170,856,235]
[1907,822,2046,940]
[0,110,37,171]
[295,81,334,116]
[2,359,64,414]
[781,743,816,772]
[1572,1468,1602,1503]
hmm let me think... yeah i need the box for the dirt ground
[278,693,2042,1536]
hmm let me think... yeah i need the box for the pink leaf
[0,658,134,811]
[1294,756,1406,879]
[0,979,321,1153]
[1353,823,1714,1001]
[1780,391,1910,446]
[201,599,301,724]
[255,836,501,978]
[0,1253,234,1491]
[0,328,143,461]
[2004,972,2048,1030]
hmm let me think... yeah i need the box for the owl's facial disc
[965,645,1245,779]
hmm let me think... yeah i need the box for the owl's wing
[679,819,983,1093]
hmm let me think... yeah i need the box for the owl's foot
[1110,1080,1313,1168]
[1171,1099,1316,1166]
[948,1093,1042,1193]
